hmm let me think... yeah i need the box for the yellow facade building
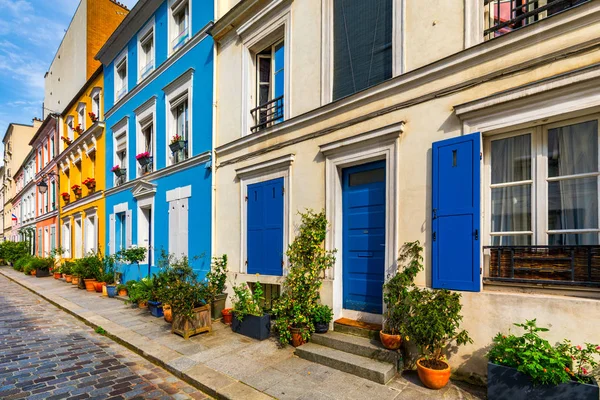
[57,68,106,260]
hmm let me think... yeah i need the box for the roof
[96,0,162,65]
[29,114,58,146]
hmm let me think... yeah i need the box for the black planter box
[148,301,163,318]
[488,362,599,400]
[35,269,50,278]
[231,312,270,341]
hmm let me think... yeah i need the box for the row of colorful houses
[2,0,600,378]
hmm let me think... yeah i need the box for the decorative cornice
[133,96,157,115]
[163,68,194,94]
[235,154,294,178]
[56,121,105,164]
[131,179,157,199]
[35,209,58,223]
[319,122,405,154]
[62,191,103,214]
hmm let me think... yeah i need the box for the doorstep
[0,267,486,400]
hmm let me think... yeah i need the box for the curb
[0,268,273,400]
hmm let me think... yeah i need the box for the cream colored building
[212,0,600,379]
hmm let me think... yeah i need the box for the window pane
[491,235,532,246]
[491,185,531,232]
[548,120,598,177]
[548,177,598,230]
[548,233,598,246]
[491,134,531,184]
[349,168,385,186]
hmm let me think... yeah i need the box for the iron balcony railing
[172,28,189,51]
[140,61,154,79]
[484,0,590,38]
[250,95,284,133]
[484,245,600,287]
[116,86,127,101]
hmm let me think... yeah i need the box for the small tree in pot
[272,210,336,347]
[231,281,270,340]
[206,254,228,320]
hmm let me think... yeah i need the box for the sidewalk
[0,267,485,400]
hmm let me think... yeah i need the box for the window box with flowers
[487,320,600,400]
[169,134,187,153]
[88,112,98,124]
[71,184,82,197]
[136,152,152,167]
[111,165,126,178]
[73,124,83,135]
[61,192,70,203]
[83,177,96,191]
[61,136,72,146]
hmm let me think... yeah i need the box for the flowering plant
[170,134,183,144]
[83,177,96,187]
[71,184,81,192]
[61,192,70,198]
[88,112,98,122]
[111,165,121,172]
[136,151,150,160]
[74,124,83,134]
[61,136,72,144]
[557,340,600,383]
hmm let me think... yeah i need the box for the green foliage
[101,254,116,284]
[0,241,30,264]
[206,254,228,302]
[126,278,153,304]
[118,246,147,265]
[29,257,53,272]
[407,288,472,361]
[14,255,33,272]
[72,255,103,279]
[60,261,75,275]
[382,241,423,336]
[488,320,600,385]
[312,304,333,324]
[231,282,264,320]
[95,326,106,335]
[272,210,336,345]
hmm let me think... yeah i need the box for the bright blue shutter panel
[247,178,284,276]
[432,132,481,291]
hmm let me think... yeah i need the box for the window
[66,116,74,142]
[78,103,86,132]
[62,221,71,258]
[43,144,48,167]
[116,212,127,253]
[332,0,393,100]
[138,22,155,80]
[170,0,190,53]
[38,150,42,172]
[91,88,101,121]
[50,181,56,211]
[74,216,82,258]
[165,71,192,166]
[135,100,155,177]
[84,213,97,254]
[50,226,56,252]
[114,126,127,186]
[251,40,285,133]
[44,228,49,256]
[487,117,600,246]
[115,54,128,101]
[50,136,55,159]
[139,118,153,175]
[172,100,189,163]
[38,228,42,256]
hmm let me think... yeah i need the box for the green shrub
[1,241,30,264]
[206,254,228,302]
[14,255,33,272]
[30,257,53,272]
[60,261,75,275]
[232,282,264,320]
[73,255,103,279]
[312,304,333,325]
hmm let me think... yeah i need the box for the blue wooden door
[342,161,386,314]
[432,133,481,291]
[247,178,284,276]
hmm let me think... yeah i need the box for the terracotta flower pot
[379,330,402,350]
[84,279,96,292]
[290,327,306,347]
[221,308,233,325]
[416,358,451,390]
[118,289,127,297]
[54,272,61,279]
[94,282,104,293]
[163,304,173,323]
[31,269,36,276]
[138,300,148,309]
[65,274,73,283]
[71,276,79,285]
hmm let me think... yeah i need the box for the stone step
[311,331,402,369]
[295,342,396,384]
[333,318,381,339]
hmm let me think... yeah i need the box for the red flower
[577,345,582,350]
[136,151,150,160]
[111,165,121,172]
[582,368,588,375]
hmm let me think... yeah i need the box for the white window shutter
[178,198,188,257]
[126,209,132,248]
[168,200,179,257]
[109,214,116,255]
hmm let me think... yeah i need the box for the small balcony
[172,28,189,52]
[484,245,600,287]
[140,61,154,79]
[484,0,590,38]
[116,86,127,101]
[250,96,284,133]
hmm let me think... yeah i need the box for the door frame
[321,122,403,324]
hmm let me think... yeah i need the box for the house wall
[213,0,600,379]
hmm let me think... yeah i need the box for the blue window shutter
[247,178,284,276]
[432,132,481,291]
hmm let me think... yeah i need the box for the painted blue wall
[102,0,214,282]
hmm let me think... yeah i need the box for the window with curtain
[332,0,393,101]
[488,118,600,246]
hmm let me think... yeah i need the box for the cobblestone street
[0,274,210,400]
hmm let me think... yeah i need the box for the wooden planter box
[35,269,50,278]
[231,312,270,341]
[211,293,228,320]
[487,362,599,400]
[171,304,212,340]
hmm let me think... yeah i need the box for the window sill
[483,277,600,299]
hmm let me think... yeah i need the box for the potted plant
[111,165,126,178]
[73,123,83,134]
[381,241,423,350]
[221,308,233,325]
[116,283,128,297]
[61,136,72,145]
[83,177,96,191]
[61,192,70,203]
[62,261,74,283]
[408,288,472,390]
[487,319,600,400]
[71,184,82,197]
[312,304,333,334]
[231,282,270,341]
[118,246,147,280]
[169,134,186,153]
[126,279,151,308]
[74,255,102,291]
[136,152,152,167]
[206,254,228,320]
[272,210,336,347]
[88,111,98,123]
[32,257,53,278]
[147,275,165,317]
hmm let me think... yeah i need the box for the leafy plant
[206,254,228,303]
[407,288,472,367]
[95,326,106,335]
[72,255,103,279]
[383,241,423,336]
[118,246,147,265]
[0,241,30,264]
[29,257,53,272]
[126,278,153,304]
[101,254,116,284]
[60,260,75,275]
[272,210,336,345]
[312,304,333,325]
[488,320,600,385]
[232,282,264,320]
[14,255,33,272]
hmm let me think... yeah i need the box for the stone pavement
[0,267,486,399]
[0,272,210,400]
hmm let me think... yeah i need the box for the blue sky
[0,0,137,156]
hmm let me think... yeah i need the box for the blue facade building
[96,0,214,281]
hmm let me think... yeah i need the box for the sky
[0,0,138,159]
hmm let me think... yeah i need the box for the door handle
[474,229,479,240]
